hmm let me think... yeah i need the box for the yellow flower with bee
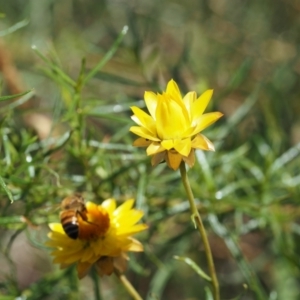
[46,195,148,279]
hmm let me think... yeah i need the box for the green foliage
[1,1,300,299]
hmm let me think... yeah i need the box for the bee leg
[77,211,99,227]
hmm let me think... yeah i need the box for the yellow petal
[192,134,215,151]
[91,239,106,256]
[85,201,98,211]
[182,126,196,138]
[53,251,83,264]
[49,223,65,233]
[146,142,165,155]
[116,210,144,228]
[126,238,144,252]
[46,237,78,248]
[144,91,158,119]
[45,240,59,248]
[192,112,223,134]
[166,79,182,102]
[133,138,151,147]
[130,106,156,134]
[191,89,213,122]
[114,199,135,216]
[156,95,189,140]
[183,91,196,118]
[80,247,96,263]
[47,232,72,246]
[161,139,175,150]
[166,151,183,170]
[118,223,148,236]
[101,199,116,216]
[174,138,192,157]
[130,126,160,141]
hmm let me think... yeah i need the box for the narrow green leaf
[173,255,212,282]
[0,216,23,225]
[32,45,76,87]
[87,140,134,151]
[93,71,146,86]
[0,18,29,37]
[1,89,35,111]
[0,89,33,102]
[227,58,253,90]
[73,57,87,94]
[83,100,143,116]
[146,265,174,300]
[0,176,14,203]
[270,141,300,173]
[228,284,249,300]
[42,130,73,157]
[195,150,215,191]
[204,286,214,300]
[83,25,129,85]
[136,165,148,212]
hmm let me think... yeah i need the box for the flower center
[77,204,110,240]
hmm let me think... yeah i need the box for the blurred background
[0,0,300,299]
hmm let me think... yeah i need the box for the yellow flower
[46,199,148,279]
[130,79,223,170]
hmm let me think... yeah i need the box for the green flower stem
[92,267,102,300]
[179,162,220,300]
[114,269,143,300]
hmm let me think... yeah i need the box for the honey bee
[60,193,88,239]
